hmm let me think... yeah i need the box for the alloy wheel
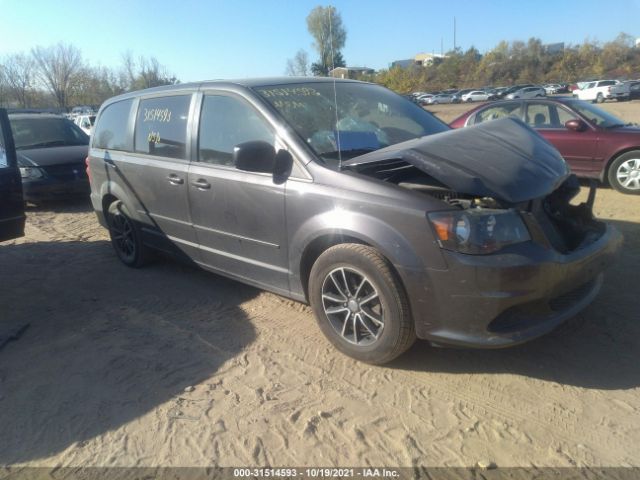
[616,158,640,191]
[110,209,136,260]
[321,267,384,346]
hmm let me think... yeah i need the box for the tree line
[0,43,178,110]
[374,34,640,93]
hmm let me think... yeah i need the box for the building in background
[329,67,375,79]
[391,52,448,69]
[542,42,565,55]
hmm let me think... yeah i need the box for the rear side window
[473,102,521,125]
[94,99,133,150]
[135,95,191,159]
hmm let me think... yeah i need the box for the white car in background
[544,84,561,94]
[573,79,621,103]
[461,90,489,102]
[74,114,96,136]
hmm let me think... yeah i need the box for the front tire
[107,200,152,267]
[608,151,640,195]
[308,244,416,364]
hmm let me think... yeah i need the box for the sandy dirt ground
[1,102,640,470]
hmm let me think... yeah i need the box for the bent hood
[343,117,570,203]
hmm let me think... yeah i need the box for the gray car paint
[88,78,621,348]
[343,117,571,204]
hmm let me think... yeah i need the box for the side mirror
[273,149,293,184]
[233,141,276,173]
[565,119,587,132]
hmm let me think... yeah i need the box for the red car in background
[449,97,640,194]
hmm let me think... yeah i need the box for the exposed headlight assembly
[428,208,530,254]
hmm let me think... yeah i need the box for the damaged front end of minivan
[344,118,623,347]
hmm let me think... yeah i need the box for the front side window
[255,82,448,166]
[198,95,274,166]
[94,99,133,150]
[566,99,627,128]
[135,95,191,159]
[556,106,577,126]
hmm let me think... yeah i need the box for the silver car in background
[426,93,454,104]
[461,90,490,102]
[506,86,546,99]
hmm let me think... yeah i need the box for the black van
[0,108,25,242]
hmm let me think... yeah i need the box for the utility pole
[453,16,457,51]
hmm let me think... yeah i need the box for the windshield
[10,116,89,150]
[254,82,449,166]
[566,99,629,128]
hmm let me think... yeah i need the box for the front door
[0,109,25,242]
[525,102,599,175]
[187,93,289,293]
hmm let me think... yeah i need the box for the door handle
[166,174,184,185]
[104,158,117,168]
[191,179,211,190]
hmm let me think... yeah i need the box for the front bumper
[405,223,622,347]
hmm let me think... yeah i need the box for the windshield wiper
[320,147,377,161]
[605,123,626,129]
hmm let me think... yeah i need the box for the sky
[2,0,640,82]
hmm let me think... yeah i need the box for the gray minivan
[87,78,621,364]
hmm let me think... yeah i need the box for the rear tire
[107,200,152,267]
[596,93,604,103]
[308,244,416,364]
[607,151,640,195]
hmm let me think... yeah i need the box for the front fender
[288,208,445,301]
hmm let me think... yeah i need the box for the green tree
[306,5,347,76]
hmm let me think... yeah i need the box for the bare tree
[121,50,137,88]
[31,43,83,108]
[119,53,178,91]
[2,53,35,108]
[285,49,310,76]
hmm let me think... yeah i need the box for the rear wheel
[107,200,152,267]
[608,151,640,195]
[309,244,416,364]
[596,93,604,103]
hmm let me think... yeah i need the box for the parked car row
[412,84,550,105]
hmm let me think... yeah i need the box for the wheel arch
[297,231,416,304]
[98,181,142,221]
